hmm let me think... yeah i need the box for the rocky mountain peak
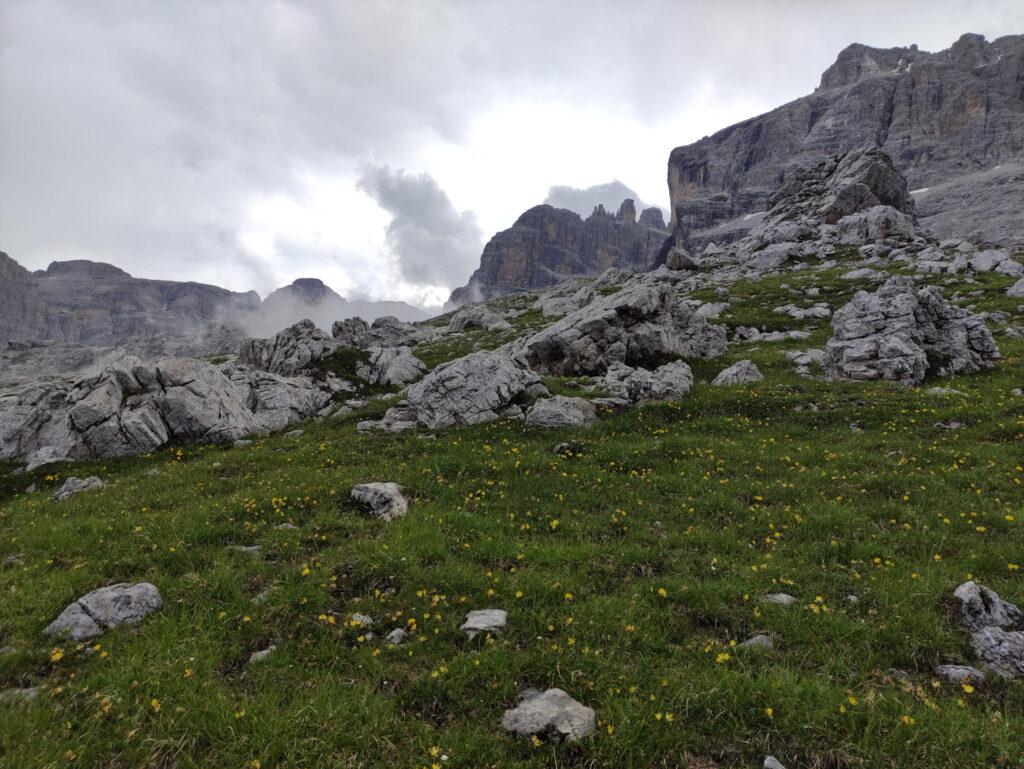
[41,259,132,280]
[616,199,637,224]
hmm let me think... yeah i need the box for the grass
[1,267,1023,768]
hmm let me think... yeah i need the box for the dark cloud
[544,181,664,219]
[357,165,483,287]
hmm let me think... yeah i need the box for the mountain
[0,254,430,349]
[255,278,429,335]
[0,253,260,347]
[666,33,1024,251]
[449,198,668,305]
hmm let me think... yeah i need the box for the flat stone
[248,645,276,664]
[460,608,507,639]
[525,396,598,428]
[936,664,985,685]
[51,476,104,501]
[738,633,775,650]
[711,360,763,386]
[45,582,162,641]
[763,593,797,607]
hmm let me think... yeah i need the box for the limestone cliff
[450,199,668,304]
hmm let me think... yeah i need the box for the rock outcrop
[0,356,333,467]
[355,346,426,387]
[501,689,596,742]
[240,319,337,376]
[518,282,726,375]
[712,360,764,386]
[824,276,999,385]
[450,200,669,304]
[525,395,599,428]
[953,581,1024,678]
[363,352,547,432]
[350,482,409,522]
[594,360,694,402]
[666,34,1024,250]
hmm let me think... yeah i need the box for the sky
[0,1,1020,310]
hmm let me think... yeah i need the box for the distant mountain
[450,198,668,305]
[254,277,428,336]
[666,33,1024,251]
[0,253,431,348]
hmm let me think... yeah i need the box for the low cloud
[545,180,664,219]
[357,165,483,287]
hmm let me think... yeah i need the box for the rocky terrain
[0,254,428,355]
[2,32,1024,769]
[667,33,1024,251]
[449,199,668,304]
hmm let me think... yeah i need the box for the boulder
[953,581,1024,678]
[825,277,999,385]
[525,396,598,428]
[350,482,408,522]
[1007,278,1024,298]
[448,304,513,333]
[595,360,694,403]
[501,688,596,742]
[836,205,915,243]
[51,476,104,501]
[45,583,162,641]
[935,664,985,686]
[355,346,426,387]
[367,352,546,432]
[519,282,725,376]
[239,319,336,376]
[712,360,763,386]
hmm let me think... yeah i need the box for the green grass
[2,269,1023,768]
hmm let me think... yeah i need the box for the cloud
[357,165,483,287]
[544,181,663,219]
[0,0,1020,304]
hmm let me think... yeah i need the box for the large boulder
[953,582,1024,678]
[712,360,764,386]
[45,583,162,641]
[519,282,726,376]
[448,304,512,333]
[51,476,104,501]
[239,319,336,375]
[824,277,999,385]
[355,346,426,387]
[595,360,694,403]
[525,396,598,428]
[350,482,408,522]
[366,352,546,432]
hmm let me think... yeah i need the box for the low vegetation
[1,265,1023,768]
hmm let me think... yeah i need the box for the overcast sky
[1,1,1020,308]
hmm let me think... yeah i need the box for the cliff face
[450,199,668,304]
[667,33,1024,248]
[0,255,260,347]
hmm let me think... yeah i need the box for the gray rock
[501,688,596,742]
[712,360,763,386]
[1007,278,1024,298]
[519,281,726,376]
[349,613,374,627]
[836,205,915,243]
[825,276,999,385]
[525,396,598,428]
[248,645,277,664]
[935,664,985,685]
[233,439,253,448]
[461,608,507,639]
[385,628,408,645]
[369,352,546,432]
[239,319,336,376]
[764,757,787,769]
[51,476,104,501]
[226,545,261,556]
[841,268,888,282]
[594,360,694,403]
[45,582,162,641]
[350,482,408,522]
[448,304,513,333]
[738,633,775,650]
[953,582,1024,678]
[355,346,426,387]
[774,303,831,321]
[763,593,797,607]
[786,349,826,377]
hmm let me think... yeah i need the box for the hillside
[2,145,1024,767]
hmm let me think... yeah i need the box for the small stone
[45,583,162,641]
[501,688,596,742]
[460,609,507,639]
[936,664,985,685]
[763,593,797,607]
[226,545,260,556]
[233,439,253,448]
[283,429,304,438]
[248,645,277,664]
[738,634,774,650]
[385,628,408,646]
[764,757,787,769]
[51,476,104,501]
[350,613,374,627]
[351,482,409,522]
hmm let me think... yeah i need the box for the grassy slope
[1,265,1023,768]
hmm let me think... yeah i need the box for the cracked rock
[45,583,162,641]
